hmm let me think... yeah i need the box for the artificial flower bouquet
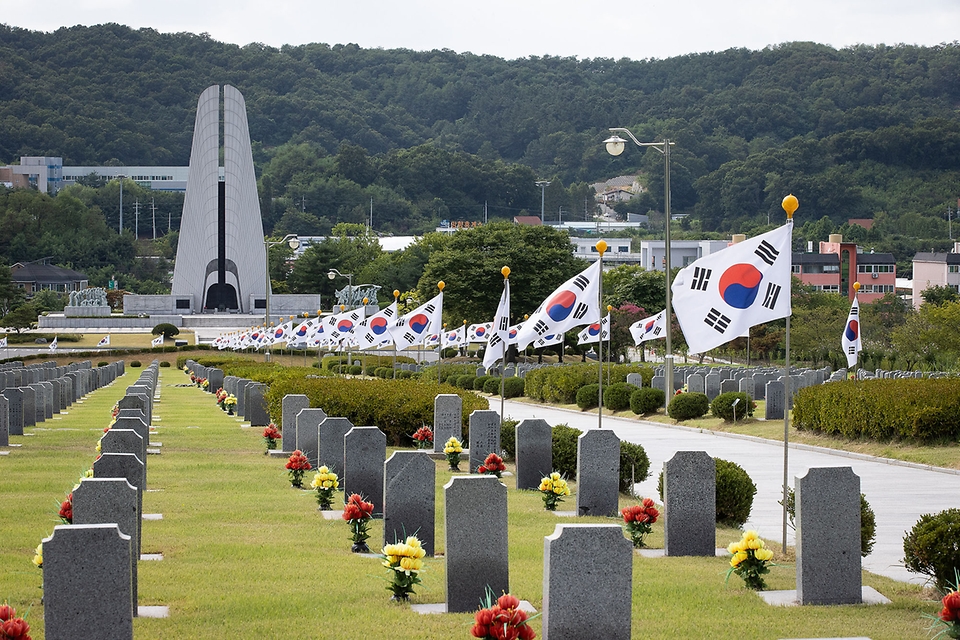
[621,497,660,548]
[381,535,426,601]
[342,493,375,553]
[57,493,73,525]
[262,424,281,451]
[477,453,506,478]
[412,426,433,450]
[444,437,463,470]
[726,530,775,590]
[310,466,339,510]
[223,394,237,414]
[538,473,570,511]
[929,572,960,639]
[0,604,32,640]
[285,450,312,488]
[471,591,536,640]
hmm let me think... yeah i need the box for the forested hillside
[1,23,959,240]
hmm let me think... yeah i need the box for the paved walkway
[501,399,960,584]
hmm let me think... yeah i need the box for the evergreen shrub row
[524,364,653,405]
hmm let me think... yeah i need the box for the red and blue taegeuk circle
[545,290,577,322]
[643,319,655,334]
[409,313,430,334]
[845,320,859,341]
[587,323,601,337]
[370,317,388,335]
[475,326,486,337]
[337,319,354,332]
[295,325,308,337]
[718,263,763,309]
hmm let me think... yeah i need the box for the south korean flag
[533,333,564,349]
[355,302,398,350]
[389,292,444,350]
[629,311,667,345]
[577,313,610,345]
[513,260,602,351]
[671,221,793,355]
[841,297,862,368]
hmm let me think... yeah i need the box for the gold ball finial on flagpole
[606,305,613,312]
[596,240,608,255]
[781,194,799,219]
[393,289,399,299]
[501,266,510,278]
[438,281,445,291]
[853,281,861,293]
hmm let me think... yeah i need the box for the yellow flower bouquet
[381,535,426,601]
[310,465,340,510]
[538,472,571,511]
[726,530,775,590]
[443,437,463,471]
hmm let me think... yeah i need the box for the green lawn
[0,368,941,638]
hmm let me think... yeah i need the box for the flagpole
[439,322,446,385]
[596,241,607,429]
[436,281,445,376]
[393,290,399,379]
[781,194,798,554]
[498,267,510,425]
[606,305,613,386]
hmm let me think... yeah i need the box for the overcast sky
[4,0,958,61]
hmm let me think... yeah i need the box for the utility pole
[118,176,124,234]
[167,208,172,234]
[150,198,157,240]
[484,201,488,224]
[133,200,140,239]
[369,197,373,231]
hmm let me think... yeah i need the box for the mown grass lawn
[0,366,942,639]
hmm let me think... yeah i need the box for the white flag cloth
[514,260,602,351]
[467,323,492,343]
[97,335,110,347]
[49,337,58,351]
[484,279,511,369]
[532,333,564,349]
[629,311,667,345]
[671,222,793,354]
[444,325,467,348]
[152,335,164,347]
[841,297,862,368]
[0,337,7,348]
[268,320,294,347]
[390,292,443,350]
[321,307,367,348]
[355,302,399,350]
[287,318,316,348]
[577,313,611,345]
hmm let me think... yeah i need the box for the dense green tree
[0,264,25,316]
[286,224,383,304]
[1,302,38,333]
[920,285,960,307]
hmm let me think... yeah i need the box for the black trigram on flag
[652,326,662,337]
[762,283,781,310]
[488,334,503,349]
[691,267,712,291]
[704,308,731,334]
[572,274,590,292]
[849,306,859,317]
[533,320,549,336]
[755,240,779,266]
[349,312,361,321]
[383,308,395,318]
[497,317,509,331]
[403,332,416,343]
[847,346,856,355]
[363,334,375,344]
[424,304,436,314]
[395,318,407,328]
[572,303,589,320]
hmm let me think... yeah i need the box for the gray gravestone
[1,389,21,436]
[42,524,134,640]
[765,380,784,420]
[433,394,462,453]
[235,379,250,416]
[651,375,665,394]
[343,426,387,512]
[295,408,327,468]
[704,372,721,400]
[319,416,354,474]
[245,383,270,426]
[625,373,643,387]
[663,451,716,556]
[796,467,862,605]
[383,451,435,555]
[29,384,46,423]
[543,524,632,640]
[22,386,36,427]
[118,394,150,427]
[720,378,739,395]
[113,415,149,461]
[575,429,620,517]
[72,478,140,615]
[468,409,501,472]
[444,475,509,613]
[686,373,704,394]
[0,395,7,447]
[93,453,144,523]
[282,394,310,453]
[515,419,553,491]
[100,429,146,489]
[739,376,753,396]
[207,368,224,394]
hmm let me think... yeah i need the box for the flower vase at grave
[351,541,371,554]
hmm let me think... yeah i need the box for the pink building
[792,234,896,303]
[912,243,960,308]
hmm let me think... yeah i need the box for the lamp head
[327,271,336,280]
[287,236,301,250]
[604,135,627,157]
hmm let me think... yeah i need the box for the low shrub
[159,361,171,367]
[502,377,525,398]
[456,375,477,390]
[130,360,142,367]
[483,377,501,395]
[630,387,664,415]
[97,360,109,367]
[668,392,710,421]
[348,365,362,376]
[501,419,518,459]
[715,458,756,527]
[576,383,600,410]
[903,508,960,591]
[524,363,654,405]
[364,365,379,376]
[152,323,180,338]
[603,382,635,412]
[397,370,413,379]
[619,441,650,493]
[552,424,582,479]
[474,375,494,391]
[710,392,756,422]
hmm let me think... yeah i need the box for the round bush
[501,419,518,460]
[603,382,634,412]
[474,375,494,391]
[668,392,710,421]
[710,392,756,422]
[396,370,413,379]
[129,360,142,368]
[364,365,379,376]
[97,361,109,367]
[903,508,960,591]
[502,377,525,399]
[552,424,582,479]
[151,323,179,339]
[348,365,362,376]
[457,375,478,390]
[784,488,876,557]
[159,361,171,367]
[619,441,650,493]
[576,384,600,410]
[715,458,757,527]
[631,387,664,415]
[483,377,501,395]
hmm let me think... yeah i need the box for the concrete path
[501,399,960,584]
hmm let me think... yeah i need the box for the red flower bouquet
[285,450,312,488]
[621,497,660,548]
[58,493,73,524]
[342,493,375,553]
[477,453,506,478]
[471,591,536,640]
[262,424,281,452]
[412,426,433,449]
[0,604,32,640]
[933,582,960,639]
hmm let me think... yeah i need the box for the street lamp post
[263,234,301,362]
[326,268,354,305]
[604,128,675,408]
[536,180,551,223]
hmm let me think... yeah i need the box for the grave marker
[663,451,716,556]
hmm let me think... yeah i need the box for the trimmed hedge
[793,378,960,442]
[575,384,600,410]
[474,375,494,391]
[552,424,582,479]
[502,377,525,398]
[524,363,654,405]
[667,392,710,421]
[483,377,501,394]
[264,376,488,446]
[501,419,518,459]
[657,457,756,526]
[630,387,664,415]
[710,392,756,422]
